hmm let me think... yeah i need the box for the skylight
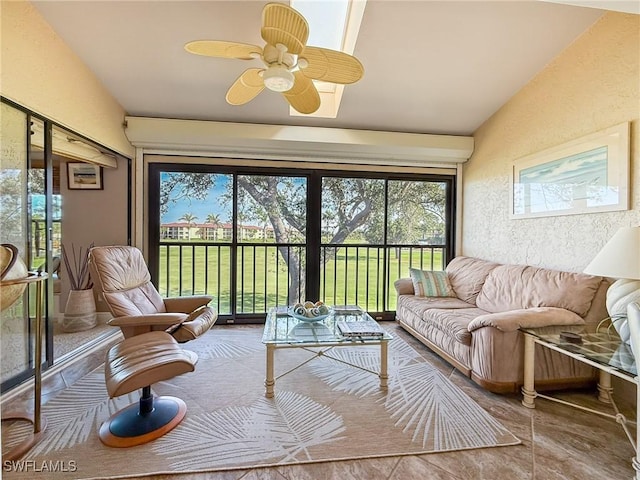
[290,0,366,118]
[296,0,349,51]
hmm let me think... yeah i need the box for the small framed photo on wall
[67,163,103,190]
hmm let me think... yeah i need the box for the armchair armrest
[164,295,213,313]
[467,307,584,333]
[108,312,189,327]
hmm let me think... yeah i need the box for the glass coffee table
[262,305,393,398]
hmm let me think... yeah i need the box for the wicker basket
[63,289,97,332]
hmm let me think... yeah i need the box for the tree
[160,172,215,217]
[321,177,383,248]
[237,176,306,301]
[206,213,221,225]
[204,213,221,240]
[0,168,49,249]
[178,213,198,241]
[0,170,26,245]
[386,180,446,245]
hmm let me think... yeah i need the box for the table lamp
[583,226,640,345]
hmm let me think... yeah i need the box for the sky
[160,174,306,225]
[161,175,231,224]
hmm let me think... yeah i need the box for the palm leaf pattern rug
[3,326,520,479]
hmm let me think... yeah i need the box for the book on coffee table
[337,320,385,338]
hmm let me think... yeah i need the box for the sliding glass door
[150,167,309,321]
[1,98,130,393]
[320,177,451,313]
[0,104,55,391]
[149,163,454,323]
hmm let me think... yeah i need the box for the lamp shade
[583,226,640,280]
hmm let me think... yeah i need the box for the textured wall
[463,12,640,272]
[0,1,134,157]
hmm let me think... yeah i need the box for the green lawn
[158,244,444,314]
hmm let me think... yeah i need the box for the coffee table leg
[265,344,275,398]
[380,340,389,389]
[522,333,536,409]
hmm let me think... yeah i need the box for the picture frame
[510,122,630,219]
[67,162,103,190]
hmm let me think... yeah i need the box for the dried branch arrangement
[61,243,94,290]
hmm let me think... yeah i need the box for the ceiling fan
[184,2,364,115]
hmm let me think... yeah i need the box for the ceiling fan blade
[299,46,364,84]
[185,40,262,60]
[226,68,266,105]
[261,3,309,55]
[283,71,320,114]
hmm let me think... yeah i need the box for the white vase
[63,289,97,332]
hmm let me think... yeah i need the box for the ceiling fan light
[263,65,295,92]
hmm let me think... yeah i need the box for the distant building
[160,222,275,241]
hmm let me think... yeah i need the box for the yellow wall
[0,1,133,157]
[1,1,133,310]
[463,12,640,271]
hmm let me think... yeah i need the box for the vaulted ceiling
[31,1,634,136]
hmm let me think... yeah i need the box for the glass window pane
[387,180,447,245]
[237,175,307,311]
[321,177,385,245]
[237,175,307,244]
[385,180,448,311]
[159,172,232,242]
[158,172,233,314]
[320,177,385,312]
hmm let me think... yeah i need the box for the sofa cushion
[467,307,584,332]
[424,307,487,345]
[395,303,473,369]
[397,295,476,317]
[446,256,500,305]
[476,264,602,317]
[410,269,456,297]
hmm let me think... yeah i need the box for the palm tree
[206,213,221,240]
[178,213,198,241]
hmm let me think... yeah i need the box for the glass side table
[520,324,638,479]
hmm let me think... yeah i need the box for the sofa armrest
[467,307,584,333]
[394,278,415,295]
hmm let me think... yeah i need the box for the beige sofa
[394,256,609,393]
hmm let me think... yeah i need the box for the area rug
[3,325,520,479]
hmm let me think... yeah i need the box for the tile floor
[2,322,636,480]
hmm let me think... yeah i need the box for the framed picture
[510,122,630,219]
[67,163,103,190]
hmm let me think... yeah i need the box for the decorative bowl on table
[288,301,332,323]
